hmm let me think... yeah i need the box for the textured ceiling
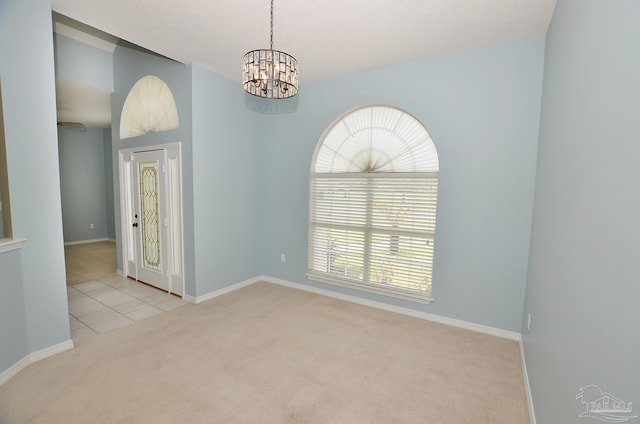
[51,0,557,84]
[55,79,112,128]
[51,0,556,128]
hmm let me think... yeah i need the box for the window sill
[0,238,26,253]
[306,272,433,304]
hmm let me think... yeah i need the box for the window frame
[0,75,18,250]
[307,105,438,303]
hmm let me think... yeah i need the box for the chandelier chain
[270,0,274,51]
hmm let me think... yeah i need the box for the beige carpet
[64,241,117,285]
[0,282,529,423]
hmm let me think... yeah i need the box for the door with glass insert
[131,150,170,291]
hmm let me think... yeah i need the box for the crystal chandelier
[243,0,298,99]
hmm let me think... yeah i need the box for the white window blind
[309,173,438,302]
[308,105,439,303]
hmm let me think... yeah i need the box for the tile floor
[64,241,118,285]
[68,274,186,345]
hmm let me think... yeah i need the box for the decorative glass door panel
[139,162,161,272]
[131,150,170,292]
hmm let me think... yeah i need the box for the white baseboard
[260,276,521,341]
[520,339,536,424]
[192,275,521,341]
[0,355,31,386]
[0,339,74,386]
[29,340,74,362]
[183,276,263,304]
[64,238,111,246]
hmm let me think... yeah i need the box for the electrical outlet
[281,254,286,263]
[90,223,94,229]
[527,313,531,330]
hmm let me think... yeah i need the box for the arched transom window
[120,75,179,140]
[308,105,439,303]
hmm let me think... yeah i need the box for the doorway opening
[118,143,184,296]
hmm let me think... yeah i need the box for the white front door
[119,144,184,296]
[131,150,170,291]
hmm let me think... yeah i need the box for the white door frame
[118,142,185,296]
[131,149,170,291]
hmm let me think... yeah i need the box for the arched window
[120,75,179,140]
[308,105,439,303]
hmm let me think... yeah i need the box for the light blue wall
[54,32,113,92]
[257,37,545,332]
[103,127,115,240]
[0,250,28,374]
[522,1,640,422]
[191,64,260,295]
[111,49,261,297]
[112,43,195,292]
[0,0,70,359]
[54,25,116,244]
[58,127,109,242]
